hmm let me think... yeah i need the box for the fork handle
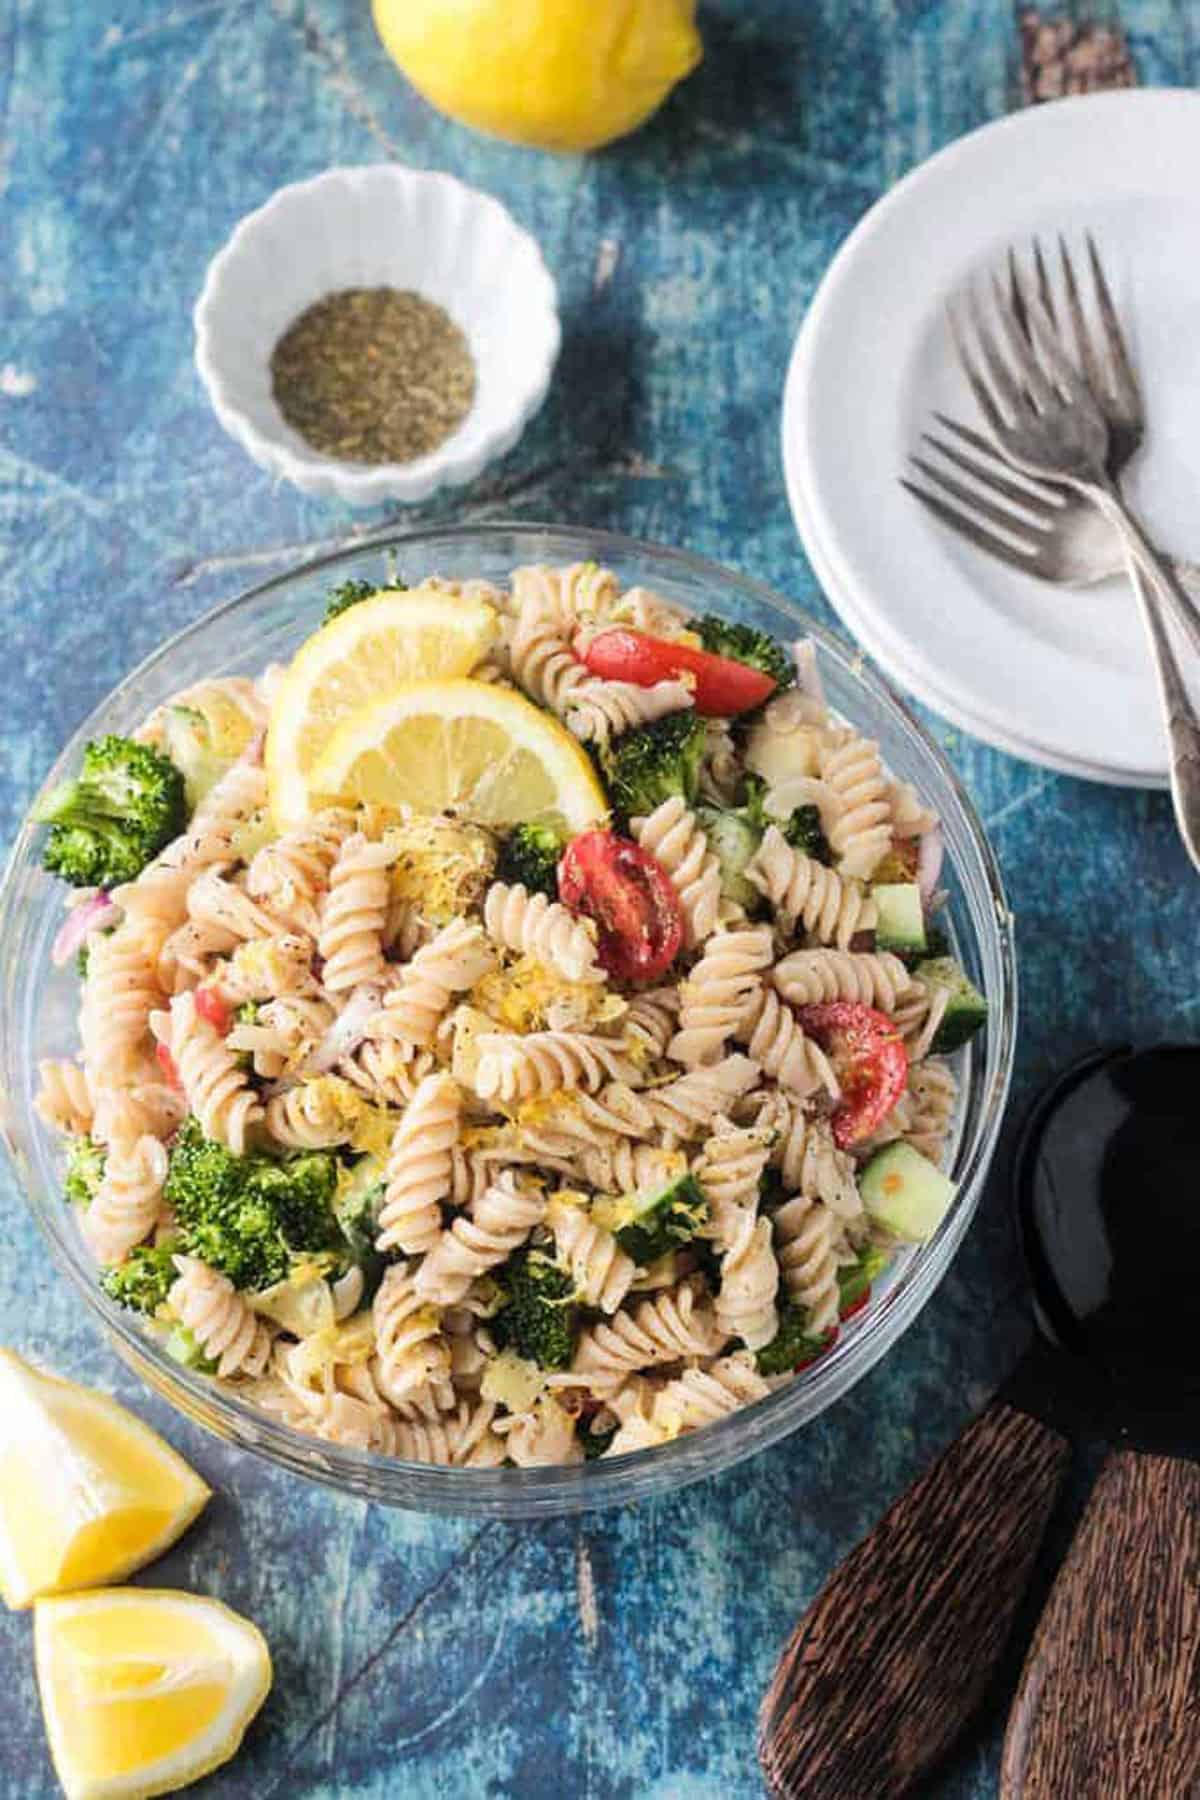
[1119,548,1200,873]
[1088,481,1200,663]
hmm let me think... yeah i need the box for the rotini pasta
[34,560,982,1471]
[631,797,723,949]
[483,882,601,984]
[746,826,878,949]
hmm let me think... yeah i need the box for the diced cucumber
[873,883,927,954]
[860,1143,956,1243]
[697,805,761,911]
[596,1173,708,1265]
[916,956,988,1052]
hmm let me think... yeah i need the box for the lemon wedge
[0,1351,210,1610]
[35,1588,271,1800]
[309,677,608,835]
[266,583,499,828]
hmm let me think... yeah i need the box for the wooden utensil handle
[1001,1449,1200,1798]
[758,1399,1070,1800]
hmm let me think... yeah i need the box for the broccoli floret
[493,1248,578,1371]
[322,579,382,624]
[743,775,831,866]
[600,1173,708,1266]
[35,735,186,888]
[755,1302,835,1377]
[163,1118,340,1292]
[64,1137,106,1207]
[837,1244,889,1317]
[495,822,565,898]
[101,1241,178,1316]
[601,711,707,819]
[166,1324,217,1374]
[696,616,793,690]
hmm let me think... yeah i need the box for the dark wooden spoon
[759,1045,1200,1800]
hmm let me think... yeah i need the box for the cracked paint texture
[1,1,1198,1795]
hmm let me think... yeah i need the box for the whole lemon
[373,0,703,153]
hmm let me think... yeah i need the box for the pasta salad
[32,561,987,1469]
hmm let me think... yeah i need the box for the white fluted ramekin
[194,166,560,506]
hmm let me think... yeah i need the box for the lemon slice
[0,1352,210,1610]
[266,583,499,827]
[310,677,608,835]
[35,1587,271,1800]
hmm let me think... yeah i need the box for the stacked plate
[781,89,1200,788]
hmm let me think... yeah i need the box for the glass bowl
[0,523,1016,1518]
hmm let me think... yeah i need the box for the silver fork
[950,266,1200,868]
[903,413,1200,644]
[905,236,1200,630]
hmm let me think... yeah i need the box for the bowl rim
[0,520,1017,1514]
[192,165,562,504]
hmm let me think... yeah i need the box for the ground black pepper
[270,286,476,464]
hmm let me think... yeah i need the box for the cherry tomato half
[559,830,684,982]
[155,1041,183,1091]
[795,1000,908,1149]
[840,1286,871,1322]
[578,628,777,716]
[194,986,231,1035]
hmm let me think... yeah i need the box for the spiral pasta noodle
[762,1096,860,1215]
[623,987,680,1065]
[472,1030,640,1104]
[818,732,892,881]
[631,797,723,950]
[82,1135,168,1266]
[374,917,496,1055]
[736,989,839,1101]
[510,561,621,628]
[161,990,263,1154]
[80,921,165,1087]
[644,1056,761,1142]
[168,1254,273,1377]
[904,1060,957,1163]
[318,833,394,993]
[496,1395,583,1467]
[652,1350,771,1435]
[546,1195,637,1314]
[771,1193,842,1333]
[483,882,601,984]
[264,1076,361,1150]
[891,978,950,1064]
[746,826,877,949]
[692,1120,774,1236]
[372,1261,452,1403]
[714,1211,779,1351]
[247,808,357,937]
[35,1059,93,1137]
[376,1072,460,1257]
[571,1279,725,1391]
[668,926,773,1068]
[416,1174,546,1306]
[772,947,913,1013]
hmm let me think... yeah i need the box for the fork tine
[947,302,1009,437]
[1085,232,1140,413]
[1023,296,1094,407]
[908,452,1052,539]
[1032,238,1056,327]
[990,272,1057,412]
[1056,235,1106,400]
[930,412,1069,504]
[920,429,1064,519]
[963,288,1026,420]
[900,477,1043,572]
[1007,247,1031,343]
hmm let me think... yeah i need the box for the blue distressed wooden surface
[1,3,1198,1795]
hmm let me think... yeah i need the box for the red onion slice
[52,892,120,968]
[916,825,945,907]
[302,984,382,1075]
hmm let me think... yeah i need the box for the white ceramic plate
[782,89,1200,788]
